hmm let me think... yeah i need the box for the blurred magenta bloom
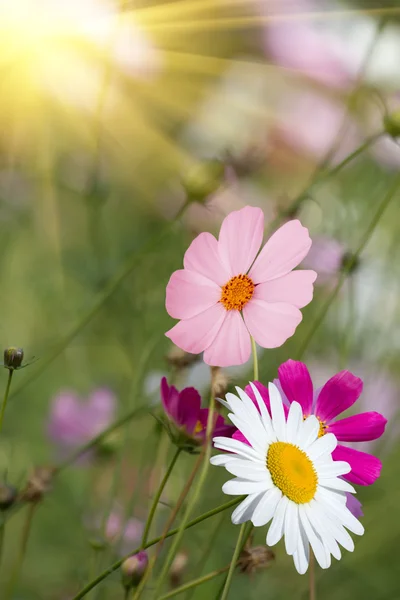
[161,377,234,443]
[233,360,386,485]
[48,388,116,449]
[106,511,144,552]
[121,551,148,588]
[166,206,316,367]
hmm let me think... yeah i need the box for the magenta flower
[166,206,316,367]
[233,360,387,485]
[161,377,234,447]
[48,388,116,450]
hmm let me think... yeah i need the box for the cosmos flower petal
[332,445,382,486]
[253,270,317,308]
[218,206,264,276]
[268,382,287,441]
[249,220,312,283]
[278,360,314,415]
[315,370,363,423]
[166,269,220,319]
[243,300,302,349]
[266,495,289,546]
[183,231,230,286]
[203,311,251,367]
[231,492,265,525]
[328,412,387,442]
[307,433,337,461]
[284,501,299,555]
[166,303,226,354]
[346,493,363,519]
[251,487,282,527]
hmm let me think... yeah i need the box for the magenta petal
[232,429,251,446]
[176,387,201,433]
[218,206,264,276]
[166,303,226,355]
[278,359,313,415]
[332,445,382,486]
[160,378,180,422]
[203,310,251,367]
[244,381,271,415]
[198,409,235,439]
[166,269,220,320]
[329,412,387,442]
[345,493,363,518]
[315,371,363,423]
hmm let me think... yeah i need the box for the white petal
[249,382,276,441]
[284,501,299,556]
[266,495,289,546]
[307,433,337,461]
[222,477,271,496]
[286,401,303,445]
[293,521,310,574]
[212,437,263,462]
[210,454,234,467]
[316,488,364,536]
[224,392,257,428]
[251,487,282,527]
[236,386,265,424]
[305,502,341,561]
[316,461,351,478]
[298,506,330,569]
[318,478,356,494]
[231,492,264,525]
[297,416,319,449]
[268,382,286,441]
[313,498,355,552]
[225,459,272,483]
[216,398,231,410]
[228,414,267,456]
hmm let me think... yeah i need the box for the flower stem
[5,503,36,599]
[152,396,216,597]
[159,565,231,600]
[70,496,243,600]
[250,336,258,381]
[0,370,13,434]
[219,523,246,600]
[141,447,181,548]
[297,171,400,360]
[309,549,316,600]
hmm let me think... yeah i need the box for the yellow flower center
[303,415,327,438]
[220,274,255,311]
[267,441,318,504]
[193,421,204,434]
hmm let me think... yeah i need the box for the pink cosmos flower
[106,511,144,554]
[233,360,387,485]
[161,378,234,444]
[165,206,316,367]
[48,388,116,450]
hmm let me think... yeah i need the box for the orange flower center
[220,274,255,311]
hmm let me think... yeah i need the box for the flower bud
[169,551,188,588]
[21,466,55,503]
[166,346,200,370]
[384,110,400,138]
[182,160,225,203]
[3,347,24,370]
[121,552,148,589]
[211,367,229,400]
[238,545,275,575]
[0,483,17,510]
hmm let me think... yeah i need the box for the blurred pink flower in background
[302,236,350,286]
[106,510,144,554]
[48,388,116,451]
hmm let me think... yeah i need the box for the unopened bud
[211,367,229,399]
[20,466,55,503]
[0,483,17,510]
[384,111,400,138]
[238,545,275,575]
[166,346,200,370]
[88,536,107,552]
[182,160,225,203]
[169,551,188,588]
[3,347,24,370]
[121,552,148,589]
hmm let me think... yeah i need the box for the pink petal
[176,387,201,433]
[166,269,220,320]
[203,310,251,367]
[184,232,230,286]
[328,412,387,442]
[233,429,250,446]
[254,270,317,308]
[166,303,226,355]
[278,359,314,415]
[243,300,302,349]
[161,377,180,422]
[197,409,235,439]
[346,493,363,518]
[244,381,289,417]
[315,371,363,423]
[249,220,312,284]
[218,206,264,276]
[332,445,382,486]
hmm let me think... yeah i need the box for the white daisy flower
[211,382,364,574]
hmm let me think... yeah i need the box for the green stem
[296,172,400,360]
[159,565,230,600]
[70,497,243,600]
[322,132,382,181]
[309,550,316,600]
[250,337,258,381]
[152,396,216,597]
[5,503,36,599]
[0,370,13,434]
[219,523,246,600]
[141,447,181,548]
